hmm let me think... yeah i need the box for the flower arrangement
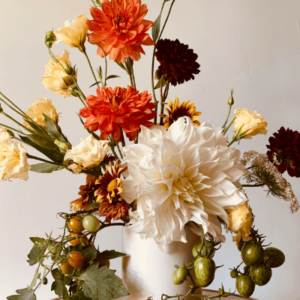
[1,0,299,299]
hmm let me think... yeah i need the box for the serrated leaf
[20,135,64,162]
[29,237,45,245]
[7,288,36,300]
[69,291,92,300]
[27,244,47,266]
[43,114,66,142]
[105,75,120,81]
[51,269,69,298]
[152,14,162,43]
[30,163,65,173]
[80,245,98,263]
[80,264,129,300]
[154,76,166,90]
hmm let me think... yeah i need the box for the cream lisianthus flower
[0,127,31,181]
[121,117,247,246]
[42,50,76,98]
[64,134,110,174]
[23,98,58,129]
[234,108,267,139]
[227,201,253,245]
[55,15,88,52]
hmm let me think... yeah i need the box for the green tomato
[192,240,215,258]
[236,275,255,298]
[230,269,238,279]
[250,264,272,286]
[195,274,215,288]
[82,215,100,233]
[194,257,216,287]
[264,247,285,268]
[172,267,188,285]
[241,241,264,266]
[42,277,48,285]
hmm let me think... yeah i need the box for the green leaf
[80,264,129,300]
[98,66,103,80]
[96,250,126,262]
[26,133,55,149]
[152,14,162,43]
[115,62,127,72]
[89,81,102,88]
[27,244,47,266]
[43,114,66,142]
[154,76,166,90]
[69,291,92,300]
[125,58,132,76]
[51,269,69,298]
[80,245,98,263]
[30,163,65,173]
[7,288,36,300]
[105,75,120,81]
[20,135,64,163]
[29,237,45,245]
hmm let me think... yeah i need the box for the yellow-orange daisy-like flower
[160,97,201,129]
[95,162,129,223]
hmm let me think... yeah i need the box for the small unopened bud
[54,140,71,154]
[0,103,3,113]
[228,89,234,106]
[71,87,81,98]
[45,31,57,48]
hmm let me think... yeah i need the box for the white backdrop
[0,0,300,299]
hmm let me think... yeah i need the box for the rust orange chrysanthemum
[160,97,202,129]
[71,175,99,211]
[95,162,129,223]
[87,0,154,63]
[79,86,156,142]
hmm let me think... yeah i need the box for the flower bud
[45,31,57,48]
[228,90,234,106]
[55,140,71,154]
[0,103,3,113]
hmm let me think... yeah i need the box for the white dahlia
[121,117,246,246]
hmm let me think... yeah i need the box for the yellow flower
[64,134,110,174]
[160,97,201,129]
[23,98,58,129]
[227,202,253,245]
[55,15,88,52]
[0,127,31,181]
[234,108,267,139]
[42,50,77,98]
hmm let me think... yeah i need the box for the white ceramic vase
[121,226,201,300]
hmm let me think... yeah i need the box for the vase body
[121,226,201,300]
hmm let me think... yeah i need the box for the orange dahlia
[95,162,129,223]
[79,86,156,142]
[160,97,201,129]
[87,0,154,63]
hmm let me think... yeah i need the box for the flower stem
[152,0,176,125]
[0,123,24,134]
[223,117,236,135]
[0,111,35,134]
[83,50,100,89]
[159,81,169,125]
[98,46,107,86]
[242,183,265,187]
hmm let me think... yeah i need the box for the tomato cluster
[232,237,285,298]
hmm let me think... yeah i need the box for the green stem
[109,135,120,161]
[242,183,265,187]
[222,104,232,131]
[0,111,35,133]
[223,117,236,135]
[153,0,176,124]
[116,142,123,159]
[0,123,24,134]
[0,92,29,118]
[98,46,107,86]
[159,81,169,125]
[129,58,136,89]
[83,50,100,89]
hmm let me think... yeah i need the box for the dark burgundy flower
[155,39,200,86]
[267,127,300,177]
